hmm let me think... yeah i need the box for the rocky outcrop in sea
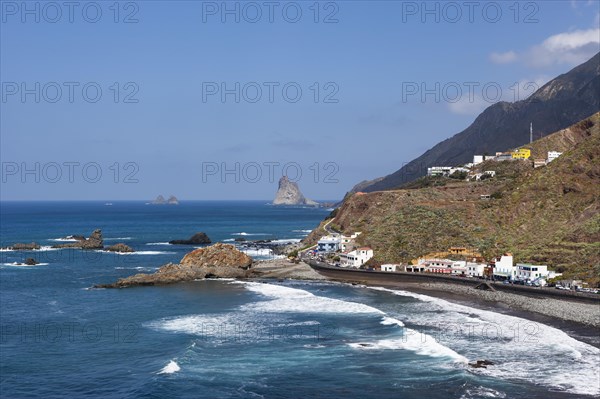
[96,243,252,288]
[52,230,104,249]
[168,232,211,245]
[2,243,41,250]
[105,243,135,253]
[273,176,318,206]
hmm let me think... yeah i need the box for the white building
[421,259,454,274]
[381,264,399,272]
[473,155,484,165]
[450,260,467,275]
[340,232,362,252]
[466,262,486,277]
[547,151,562,163]
[427,166,453,177]
[516,263,548,280]
[340,247,373,268]
[493,254,515,280]
[317,235,341,252]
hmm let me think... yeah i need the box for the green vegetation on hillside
[315,113,600,285]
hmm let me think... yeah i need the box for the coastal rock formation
[151,195,179,205]
[24,258,38,265]
[96,243,252,288]
[273,176,318,206]
[169,232,211,245]
[3,243,42,250]
[53,229,104,249]
[105,243,134,253]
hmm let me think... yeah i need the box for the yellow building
[512,148,531,159]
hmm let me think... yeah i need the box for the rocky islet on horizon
[150,195,179,205]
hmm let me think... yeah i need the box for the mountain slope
[357,52,600,193]
[311,113,600,284]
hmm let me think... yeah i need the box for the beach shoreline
[251,259,600,348]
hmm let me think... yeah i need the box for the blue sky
[1,0,599,200]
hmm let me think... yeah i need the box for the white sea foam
[1,246,62,252]
[292,230,313,233]
[235,281,385,315]
[145,242,172,246]
[381,316,404,327]
[48,237,78,242]
[104,237,133,241]
[460,387,507,398]
[2,262,49,267]
[108,250,175,256]
[348,315,467,363]
[367,286,600,396]
[348,333,468,363]
[158,360,180,374]
[231,232,270,236]
[222,239,235,242]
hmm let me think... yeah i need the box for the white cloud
[490,28,600,69]
[489,51,518,64]
[527,28,600,68]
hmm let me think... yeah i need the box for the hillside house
[340,232,362,252]
[512,148,531,160]
[427,166,453,177]
[547,151,562,163]
[317,235,341,252]
[340,247,373,268]
[496,152,514,161]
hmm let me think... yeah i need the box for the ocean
[0,201,598,398]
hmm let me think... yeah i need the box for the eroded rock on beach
[52,229,104,250]
[168,232,211,245]
[96,243,252,288]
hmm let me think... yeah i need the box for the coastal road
[323,218,339,235]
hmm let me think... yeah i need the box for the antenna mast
[530,122,533,144]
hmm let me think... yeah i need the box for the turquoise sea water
[1,201,598,398]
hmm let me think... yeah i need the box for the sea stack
[273,176,318,206]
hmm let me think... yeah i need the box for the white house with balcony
[516,264,562,281]
[317,235,341,252]
[340,247,373,268]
